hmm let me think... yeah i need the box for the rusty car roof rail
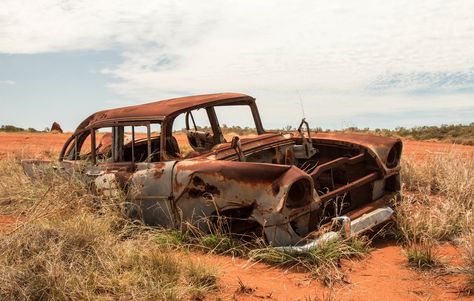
[76,93,255,132]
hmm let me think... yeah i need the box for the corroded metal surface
[76,93,254,132]
[21,93,402,247]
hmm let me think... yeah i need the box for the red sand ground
[1,131,473,160]
[0,132,70,160]
[1,132,473,300]
[0,215,20,232]
[403,140,474,161]
[207,240,470,301]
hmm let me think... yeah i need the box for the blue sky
[1,0,473,131]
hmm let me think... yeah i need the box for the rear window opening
[65,123,163,163]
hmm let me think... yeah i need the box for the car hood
[208,133,294,160]
[311,132,402,167]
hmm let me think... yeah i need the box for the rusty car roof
[76,92,254,131]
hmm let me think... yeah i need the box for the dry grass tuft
[395,194,467,242]
[2,146,473,297]
[404,239,440,269]
[397,151,474,279]
[461,231,474,294]
[397,152,473,241]
[0,156,397,295]
[0,214,220,300]
[0,159,218,300]
[401,152,474,208]
[249,237,371,286]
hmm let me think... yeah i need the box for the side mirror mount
[231,136,245,162]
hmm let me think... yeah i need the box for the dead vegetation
[0,156,373,299]
[0,159,218,300]
[396,152,474,292]
[0,215,219,300]
[461,231,474,295]
[1,146,474,298]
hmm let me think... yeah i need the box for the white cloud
[1,0,473,127]
[0,80,16,85]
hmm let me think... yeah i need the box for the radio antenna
[297,90,306,119]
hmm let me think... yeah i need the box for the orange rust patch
[153,169,164,179]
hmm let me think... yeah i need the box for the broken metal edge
[273,206,394,253]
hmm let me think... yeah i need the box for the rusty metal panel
[127,161,177,227]
[75,93,254,132]
[172,160,320,245]
[21,92,403,248]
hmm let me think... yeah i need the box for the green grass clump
[200,234,236,254]
[154,230,188,247]
[249,237,371,286]
[404,240,440,269]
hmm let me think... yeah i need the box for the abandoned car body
[22,93,402,247]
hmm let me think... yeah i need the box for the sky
[1,0,473,131]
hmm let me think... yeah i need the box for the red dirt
[1,132,473,300]
[199,240,469,301]
[0,132,71,160]
[0,215,20,232]
[337,240,469,301]
[1,132,473,160]
[402,139,474,160]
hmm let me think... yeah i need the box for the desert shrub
[0,159,93,216]
[0,125,43,133]
[176,215,252,257]
[0,125,26,132]
[220,124,257,136]
[154,229,188,247]
[338,123,474,145]
[185,261,218,290]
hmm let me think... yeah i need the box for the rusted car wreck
[22,93,402,247]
